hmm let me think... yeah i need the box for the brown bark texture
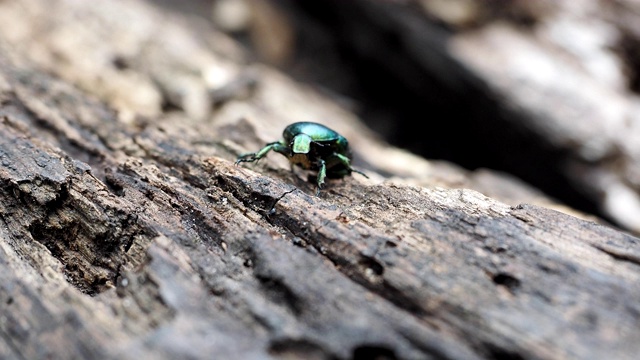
[0,1,639,360]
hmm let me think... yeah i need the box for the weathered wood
[270,0,640,234]
[0,1,639,360]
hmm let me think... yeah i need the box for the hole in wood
[492,272,521,292]
[352,344,397,360]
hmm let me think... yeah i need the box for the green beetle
[235,122,368,195]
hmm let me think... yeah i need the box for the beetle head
[291,134,312,154]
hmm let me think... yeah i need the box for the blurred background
[150,0,640,234]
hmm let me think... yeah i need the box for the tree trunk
[0,1,638,359]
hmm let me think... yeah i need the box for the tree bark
[0,1,639,360]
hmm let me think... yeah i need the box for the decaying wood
[0,1,639,359]
[270,0,640,234]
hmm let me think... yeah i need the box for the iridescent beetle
[235,122,368,195]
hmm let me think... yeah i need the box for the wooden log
[269,0,640,234]
[0,1,638,359]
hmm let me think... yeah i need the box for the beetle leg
[334,153,368,178]
[316,159,327,196]
[351,168,369,178]
[270,142,292,157]
[333,153,353,168]
[235,141,287,164]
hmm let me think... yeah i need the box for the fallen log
[0,1,638,359]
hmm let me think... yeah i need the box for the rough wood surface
[268,0,640,234]
[0,1,639,360]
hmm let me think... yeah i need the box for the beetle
[235,121,368,195]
